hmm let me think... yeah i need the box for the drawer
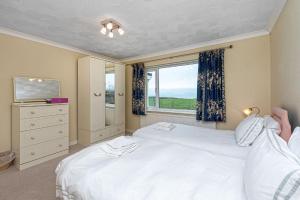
[20,125,69,147]
[20,105,68,119]
[91,129,110,143]
[110,124,125,137]
[20,115,68,131]
[20,137,69,164]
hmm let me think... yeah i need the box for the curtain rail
[142,45,233,64]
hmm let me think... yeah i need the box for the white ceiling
[0,0,285,59]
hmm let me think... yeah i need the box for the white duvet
[135,123,249,159]
[56,133,247,200]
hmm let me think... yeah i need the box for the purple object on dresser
[48,98,68,104]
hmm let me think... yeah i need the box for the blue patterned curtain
[196,49,226,122]
[132,63,146,115]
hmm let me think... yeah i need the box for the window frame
[146,68,159,109]
[145,60,198,114]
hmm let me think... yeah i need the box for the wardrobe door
[90,58,106,131]
[115,64,125,125]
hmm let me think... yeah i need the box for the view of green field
[148,96,196,110]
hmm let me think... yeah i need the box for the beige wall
[125,35,271,132]
[0,30,274,151]
[270,0,300,128]
[0,33,85,152]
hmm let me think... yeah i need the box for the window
[105,72,115,105]
[146,60,198,113]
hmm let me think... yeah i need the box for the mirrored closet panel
[78,57,125,146]
[105,63,116,127]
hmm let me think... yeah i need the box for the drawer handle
[30,152,35,156]
[30,111,35,114]
[58,109,63,112]
[99,134,103,137]
[30,137,35,140]
[58,130,63,134]
[30,123,35,127]
[59,119,63,122]
[94,92,102,97]
[118,93,124,96]
[58,144,63,147]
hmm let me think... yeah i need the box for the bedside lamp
[243,107,260,116]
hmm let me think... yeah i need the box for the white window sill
[146,108,196,116]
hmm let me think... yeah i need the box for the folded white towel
[156,122,174,128]
[101,144,138,157]
[101,136,139,157]
[154,122,176,131]
[106,136,136,149]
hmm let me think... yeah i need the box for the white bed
[56,123,248,200]
[135,123,250,159]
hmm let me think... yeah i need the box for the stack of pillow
[235,112,300,200]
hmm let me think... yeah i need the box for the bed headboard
[271,107,292,142]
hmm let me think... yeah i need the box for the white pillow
[289,127,300,159]
[235,114,264,146]
[264,116,281,134]
[244,129,300,200]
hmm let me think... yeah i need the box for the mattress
[135,123,250,159]
[56,133,247,200]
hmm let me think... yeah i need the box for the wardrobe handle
[94,93,102,97]
[118,93,124,96]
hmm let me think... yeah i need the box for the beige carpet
[0,145,83,200]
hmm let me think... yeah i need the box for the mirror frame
[13,76,61,103]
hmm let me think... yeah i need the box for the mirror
[105,63,116,127]
[14,77,60,102]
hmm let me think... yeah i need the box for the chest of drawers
[12,103,69,170]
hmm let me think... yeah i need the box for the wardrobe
[78,56,125,146]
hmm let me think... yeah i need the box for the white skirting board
[140,112,216,129]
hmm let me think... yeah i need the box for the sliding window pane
[158,64,197,110]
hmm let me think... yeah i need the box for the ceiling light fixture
[108,31,114,38]
[100,26,107,35]
[106,22,113,30]
[100,19,125,38]
[118,27,125,35]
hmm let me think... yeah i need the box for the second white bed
[135,123,249,159]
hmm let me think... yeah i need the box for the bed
[56,124,248,200]
[56,109,300,200]
[134,123,250,159]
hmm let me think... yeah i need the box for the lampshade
[243,107,261,116]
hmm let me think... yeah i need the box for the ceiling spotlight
[100,26,107,35]
[100,19,125,38]
[106,22,113,30]
[108,31,114,38]
[118,27,124,35]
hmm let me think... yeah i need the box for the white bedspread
[134,123,249,159]
[56,136,247,200]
